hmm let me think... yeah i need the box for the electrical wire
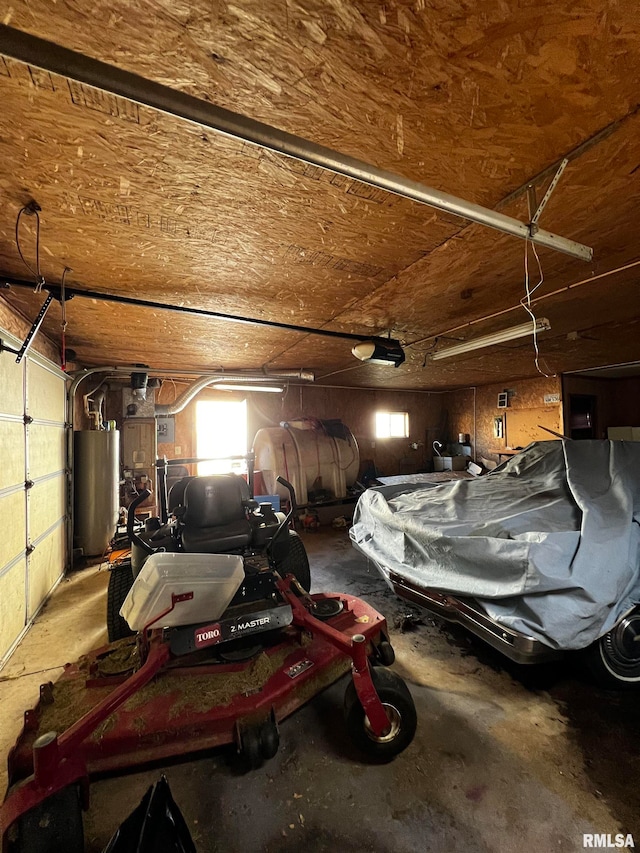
[60,266,71,370]
[15,206,45,291]
[521,239,555,378]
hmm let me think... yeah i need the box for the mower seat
[181,475,253,554]
[168,476,195,514]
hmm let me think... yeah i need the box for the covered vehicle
[350,440,640,687]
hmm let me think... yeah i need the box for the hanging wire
[15,205,45,292]
[60,266,71,371]
[521,239,555,378]
[421,339,438,367]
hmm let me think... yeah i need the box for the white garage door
[0,328,68,665]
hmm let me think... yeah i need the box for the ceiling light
[430,318,551,361]
[214,384,284,393]
[352,339,406,367]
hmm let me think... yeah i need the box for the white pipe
[155,371,314,415]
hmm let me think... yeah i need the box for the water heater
[74,430,120,556]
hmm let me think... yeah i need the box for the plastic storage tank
[74,430,120,556]
[252,420,359,505]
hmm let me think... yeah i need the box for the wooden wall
[152,382,443,480]
[80,370,640,489]
[440,376,563,465]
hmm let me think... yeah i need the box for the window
[196,399,248,475]
[375,411,409,439]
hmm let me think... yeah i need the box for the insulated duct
[155,371,314,416]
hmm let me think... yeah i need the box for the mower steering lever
[127,489,154,554]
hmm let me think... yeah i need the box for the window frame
[375,410,409,439]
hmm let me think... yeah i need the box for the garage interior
[0,3,639,851]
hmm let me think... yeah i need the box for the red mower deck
[1,588,395,849]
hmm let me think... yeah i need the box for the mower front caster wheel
[344,668,416,762]
[375,639,395,667]
[237,719,280,770]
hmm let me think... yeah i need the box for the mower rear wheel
[344,668,416,762]
[107,563,135,642]
[11,785,83,853]
[275,531,311,592]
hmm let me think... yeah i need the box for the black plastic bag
[102,775,196,853]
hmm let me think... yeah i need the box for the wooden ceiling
[0,1,639,390]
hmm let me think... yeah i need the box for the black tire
[582,607,640,689]
[107,563,135,642]
[12,785,83,853]
[274,531,311,592]
[259,719,280,760]
[344,667,416,761]
[238,727,263,770]
[375,640,396,667]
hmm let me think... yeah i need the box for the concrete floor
[1,528,638,851]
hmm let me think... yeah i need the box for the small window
[375,411,409,439]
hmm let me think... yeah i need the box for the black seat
[168,476,195,514]
[165,465,190,502]
[181,475,253,554]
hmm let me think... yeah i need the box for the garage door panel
[29,477,65,542]
[28,525,64,619]
[28,424,66,480]
[0,353,24,416]
[0,558,26,659]
[0,421,25,490]
[26,360,66,422]
[0,491,27,568]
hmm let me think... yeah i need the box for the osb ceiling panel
[0,1,639,389]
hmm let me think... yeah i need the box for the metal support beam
[531,158,569,226]
[0,292,54,363]
[0,25,592,262]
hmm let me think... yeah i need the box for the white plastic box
[120,552,245,630]
[433,455,467,472]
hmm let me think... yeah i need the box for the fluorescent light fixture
[430,318,551,361]
[214,384,284,393]
[352,339,406,367]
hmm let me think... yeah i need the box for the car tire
[582,607,640,689]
